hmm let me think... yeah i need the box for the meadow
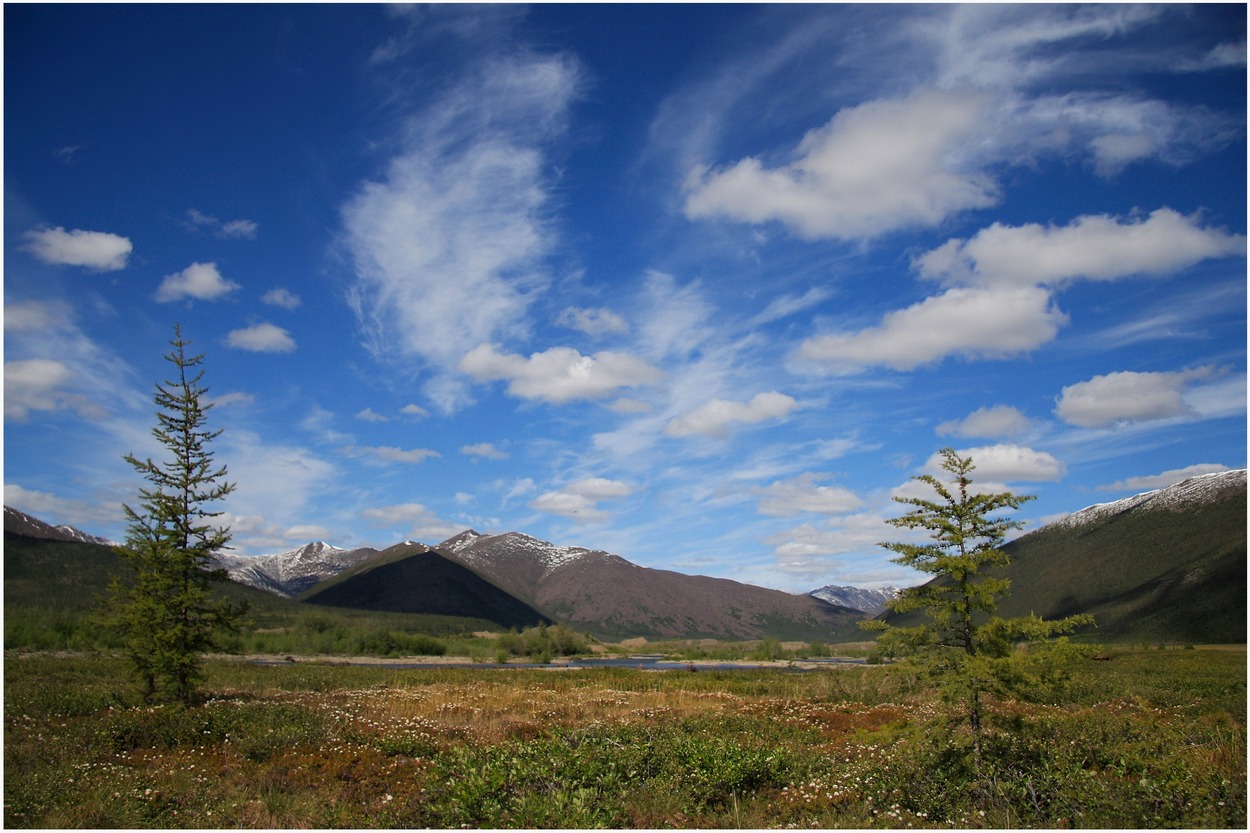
[4,646,1244,828]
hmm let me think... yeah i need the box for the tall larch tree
[105,324,246,704]
[863,448,1092,767]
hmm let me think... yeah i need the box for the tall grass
[5,649,1244,828]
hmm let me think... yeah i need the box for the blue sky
[5,4,1246,593]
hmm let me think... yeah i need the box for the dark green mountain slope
[882,470,1247,644]
[301,544,550,630]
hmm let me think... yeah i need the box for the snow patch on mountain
[809,585,899,616]
[213,541,378,597]
[438,530,598,577]
[1052,468,1246,530]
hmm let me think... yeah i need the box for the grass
[4,647,1244,828]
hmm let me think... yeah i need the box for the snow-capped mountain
[1051,468,1247,531]
[212,542,379,597]
[3,506,114,546]
[809,585,899,616]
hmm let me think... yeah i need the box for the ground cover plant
[4,647,1243,828]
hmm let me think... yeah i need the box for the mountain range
[5,467,1245,643]
[808,585,899,616]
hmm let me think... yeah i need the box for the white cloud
[342,53,581,407]
[5,299,71,332]
[664,391,799,438]
[1054,366,1218,428]
[23,226,132,271]
[916,208,1246,288]
[530,477,632,522]
[345,445,441,465]
[156,262,241,303]
[683,89,997,241]
[458,343,663,404]
[361,502,463,542]
[927,443,1067,482]
[557,306,629,337]
[1098,464,1232,493]
[796,286,1066,373]
[4,358,77,420]
[354,408,390,423]
[209,391,255,408]
[462,442,509,461]
[4,483,122,528]
[218,431,338,548]
[225,322,296,353]
[261,288,301,309]
[936,405,1034,439]
[754,473,863,517]
[401,403,430,420]
[751,287,834,326]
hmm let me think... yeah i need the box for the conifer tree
[105,325,246,704]
[863,448,1092,765]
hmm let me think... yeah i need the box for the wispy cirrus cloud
[342,49,582,412]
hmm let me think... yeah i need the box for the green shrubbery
[494,623,590,662]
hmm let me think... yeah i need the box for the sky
[4,3,1246,593]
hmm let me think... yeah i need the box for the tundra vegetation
[4,648,1244,828]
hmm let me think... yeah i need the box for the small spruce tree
[105,325,246,704]
[863,448,1092,765]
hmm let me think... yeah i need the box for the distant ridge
[3,506,113,546]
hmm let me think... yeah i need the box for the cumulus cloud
[156,262,240,303]
[342,53,581,408]
[354,408,390,423]
[225,322,296,353]
[400,404,430,420]
[530,477,632,522]
[1098,464,1232,493]
[1054,366,1218,428]
[754,472,863,517]
[796,286,1066,373]
[361,502,463,542]
[916,208,1246,288]
[261,288,301,309]
[22,226,132,271]
[926,444,1067,482]
[458,343,663,404]
[683,89,997,241]
[557,306,629,337]
[937,405,1034,439]
[461,442,509,460]
[664,392,799,438]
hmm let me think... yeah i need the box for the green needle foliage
[863,448,1093,765]
[102,325,247,705]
